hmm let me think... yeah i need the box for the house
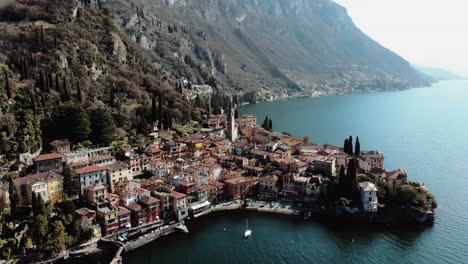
[153,190,173,219]
[119,188,151,207]
[75,207,96,229]
[201,184,218,202]
[139,196,160,224]
[172,191,188,221]
[358,182,378,212]
[96,201,119,236]
[13,171,64,203]
[49,139,71,155]
[118,206,132,231]
[236,115,257,127]
[359,151,384,172]
[76,165,107,195]
[84,184,107,204]
[89,155,116,167]
[224,177,258,199]
[313,156,336,176]
[259,175,279,194]
[34,153,63,173]
[106,162,133,193]
[127,203,146,227]
[208,180,225,199]
[291,161,309,175]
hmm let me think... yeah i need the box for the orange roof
[76,165,106,174]
[224,177,257,185]
[34,153,63,161]
[172,191,187,199]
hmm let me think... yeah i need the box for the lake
[124,80,468,263]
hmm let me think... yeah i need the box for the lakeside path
[195,200,304,218]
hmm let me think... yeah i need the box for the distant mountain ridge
[108,0,430,99]
[412,65,465,81]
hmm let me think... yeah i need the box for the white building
[358,182,378,212]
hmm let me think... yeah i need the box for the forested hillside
[0,0,203,166]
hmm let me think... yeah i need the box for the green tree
[37,194,46,217]
[31,215,48,246]
[50,103,91,143]
[262,116,269,130]
[8,178,21,216]
[45,220,68,255]
[344,139,349,154]
[3,67,11,99]
[62,167,80,198]
[89,108,116,145]
[355,136,361,156]
[76,81,82,102]
[268,118,273,131]
[151,93,158,124]
[338,165,346,195]
[348,136,354,155]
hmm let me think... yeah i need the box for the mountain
[0,0,198,165]
[107,0,430,99]
[412,65,465,81]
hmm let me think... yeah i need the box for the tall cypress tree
[151,93,158,124]
[344,139,349,154]
[158,94,163,129]
[355,136,361,157]
[62,77,70,101]
[262,116,269,130]
[32,191,38,216]
[338,165,346,196]
[3,67,11,99]
[76,80,82,102]
[55,74,60,92]
[268,118,273,131]
[348,136,353,155]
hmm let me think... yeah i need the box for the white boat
[244,219,252,238]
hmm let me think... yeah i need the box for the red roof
[34,153,63,162]
[172,191,187,199]
[76,165,106,174]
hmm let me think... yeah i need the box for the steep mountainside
[107,0,430,99]
[0,0,199,165]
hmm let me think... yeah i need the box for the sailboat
[244,219,252,238]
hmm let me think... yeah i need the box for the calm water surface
[124,80,468,263]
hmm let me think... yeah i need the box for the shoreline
[60,200,434,263]
[242,82,437,106]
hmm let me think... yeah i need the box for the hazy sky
[333,0,468,77]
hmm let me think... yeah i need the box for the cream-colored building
[106,162,133,193]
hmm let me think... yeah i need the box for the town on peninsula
[0,108,437,262]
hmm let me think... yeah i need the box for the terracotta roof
[76,207,95,216]
[106,162,129,171]
[208,180,225,187]
[118,206,131,215]
[76,165,106,174]
[13,171,63,186]
[201,184,217,191]
[224,177,257,185]
[139,195,159,205]
[34,153,63,161]
[172,191,187,199]
[126,203,142,212]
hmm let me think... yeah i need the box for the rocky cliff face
[108,0,430,100]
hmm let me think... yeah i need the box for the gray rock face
[108,0,429,97]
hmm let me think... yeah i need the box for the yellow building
[13,171,64,203]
